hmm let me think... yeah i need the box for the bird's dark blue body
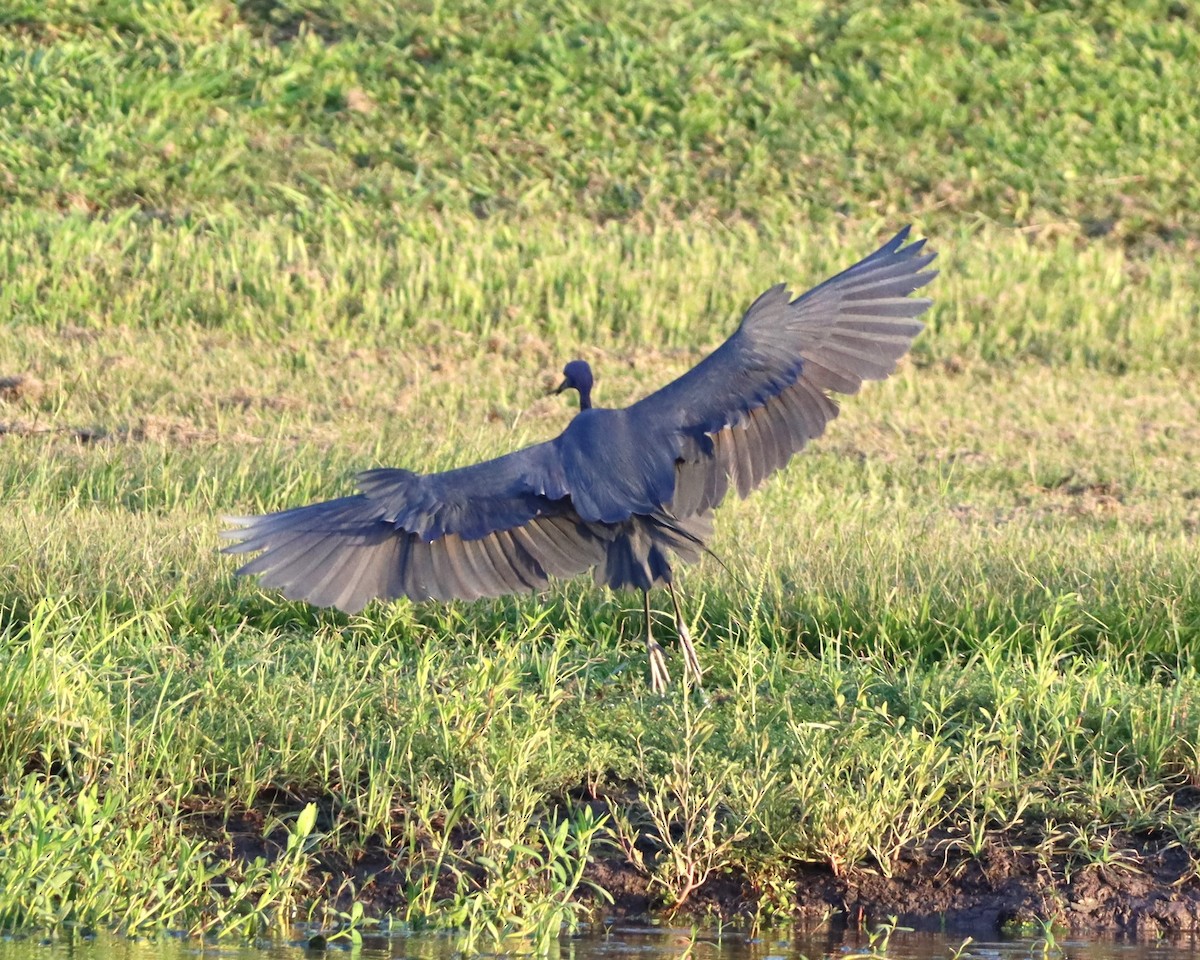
[555,406,677,524]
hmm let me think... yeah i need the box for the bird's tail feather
[592,512,714,591]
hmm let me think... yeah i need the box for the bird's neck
[578,387,592,410]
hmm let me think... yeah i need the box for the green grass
[2,0,1200,948]
[1,0,1199,238]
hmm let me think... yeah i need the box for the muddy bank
[585,833,1200,938]
[682,835,1199,938]
[198,802,1200,939]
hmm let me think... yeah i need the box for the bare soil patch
[0,374,45,404]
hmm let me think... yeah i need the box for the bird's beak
[551,378,570,396]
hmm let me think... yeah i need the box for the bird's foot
[676,619,704,690]
[646,636,671,694]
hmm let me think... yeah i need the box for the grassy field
[3,0,1200,947]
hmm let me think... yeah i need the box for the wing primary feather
[427,537,463,601]
[838,297,932,318]
[385,536,411,600]
[328,538,389,613]
[405,540,438,600]
[743,409,769,488]
[732,426,755,498]
[479,533,527,593]
[842,272,937,301]
[797,360,860,395]
[302,548,365,609]
[497,529,546,589]
[516,522,586,577]
[510,525,559,576]
[547,516,607,568]
[792,378,838,440]
[759,402,790,473]
[367,535,404,604]
[757,403,787,474]
[776,382,815,447]
[769,388,807,451]
[536,517,591,566]
[835,253,937,291]
[460,536,506,597]
[442,536,482,600]
[249,535,348,594]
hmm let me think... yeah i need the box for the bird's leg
[667,580,704,688]
[643,589,671,694]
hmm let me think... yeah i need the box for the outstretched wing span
[628,226,935,516]
[224,228,935,610]
[222,441,605,613]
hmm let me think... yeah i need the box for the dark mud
[189,795,1200,940]
[585,832,1200,938]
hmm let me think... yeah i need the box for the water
[1,927,1198,960]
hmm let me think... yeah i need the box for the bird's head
[553,359,594,410]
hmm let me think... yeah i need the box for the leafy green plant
[609,697,777,909]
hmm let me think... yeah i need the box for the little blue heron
[223,227,936,691]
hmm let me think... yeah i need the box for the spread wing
[222,441,606,613]
[628,226,936,516]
